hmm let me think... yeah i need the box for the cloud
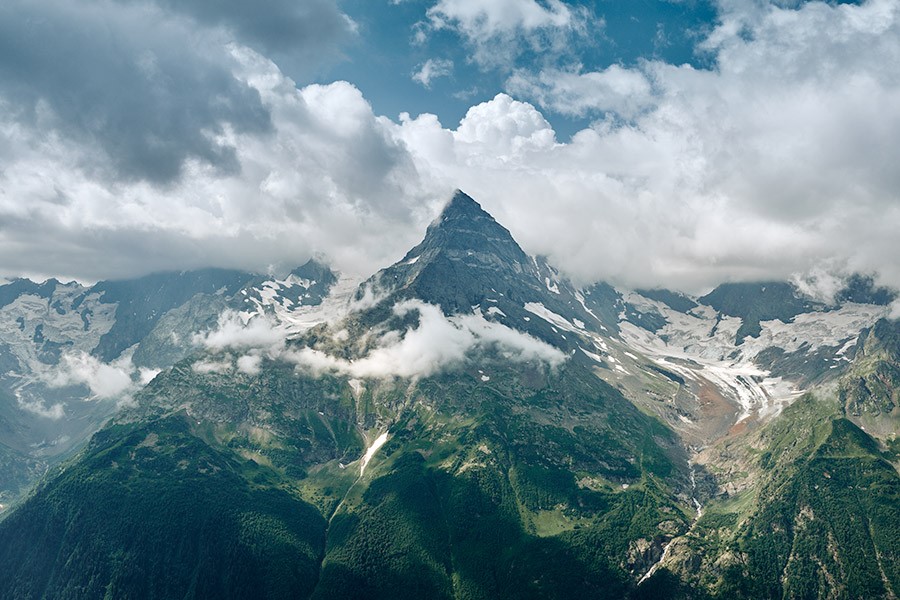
[0,0,273,184]
[425,0,594,69]
[15,394,65,420]
[0,48,434,282]
[194,311,285,351]
[506,65,655,119]
[192,359,233,374]
[284,300,565,378]
[139,367,162,385]
[453,93,557,158]
[197,300,566,379]
[0,0,355,187]
[47,352,138,400]
[428,0,577,36]
[413,59,454,88]
[15,350,145,419]
[193,313,270,375]
[790,263,849,305]
[236,354,263,375]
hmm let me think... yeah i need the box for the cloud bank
[195,301,566,380]
[1,0,899,296]
[396,0,900,292]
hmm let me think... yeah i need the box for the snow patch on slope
[620,294,889,422]
[262,273,362,333]
[524,302,583,334]
[360,432,389,476]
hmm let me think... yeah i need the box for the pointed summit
[289,257,337,286]
[410,189,529,265]
[350,190,535,315]
[353,188,608,349]
[436,189,491,223]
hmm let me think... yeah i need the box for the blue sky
[325,0,718,138]
[0,0,897,300]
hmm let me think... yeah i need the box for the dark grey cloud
[0,0,269,183]
[0,0,352,184]
[116,0,356,65]
[0,69,433,284]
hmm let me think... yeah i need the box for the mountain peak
[406,189,528,267]
[355,190,539,315]
[355,190,605,344]
[290,257,336,283]
[423,189,505,239]
[438,189,488,220]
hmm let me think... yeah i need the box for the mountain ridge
[0,190,897,599]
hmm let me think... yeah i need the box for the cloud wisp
[413,58,455,88]
[425,0,594,69]
[32,351,158,415]
[194,301,566,380]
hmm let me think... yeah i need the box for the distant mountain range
[0,191,897,599]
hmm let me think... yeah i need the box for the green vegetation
[309,358,691,599]
[2,294,897,598]
[659,389,900,599]
[316,454,687,599]
[0,348,693,599]
[839,318,900,418]
[717,417,900,599]
[0,415,326,599]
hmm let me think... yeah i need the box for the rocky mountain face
[651,319,900,599]
[840,319,900,421]
[354,191,607,347]
[0,260,340,508]
[0,190,897,599]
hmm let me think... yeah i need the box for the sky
[1,0,898,297]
